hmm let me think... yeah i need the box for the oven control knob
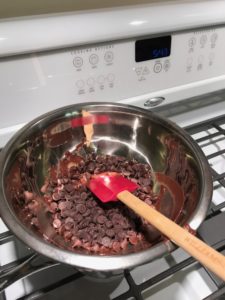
[89,54,99,65]
[188,37,196,48]
[211,33,218,45]
[107,73,115,82]
[76,80,85,89]
[104,51,114,63]
[73,57,83,68]
[153,62,162,73]
[200,35,207,47]
[87,77,95,86]
[163,60,170,71]
[97,75,105,84]
[144,97,165,107]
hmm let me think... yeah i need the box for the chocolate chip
[64,231,73,240]
[58,191,65,199]
[80,192,88,201]
[52,192,61,201]
[65,194,74,201]
[53,219,61,229]
[144,198,152,206]
[50,202,58,212]
[58,201,68,210]
[78,230,91,242]
[65,217,74,224]
[64,183,75,193]
[139,177,151,187]
[111,213,122,224]
[130,235,138,245]
[105,221,113,228]
[87,162,95,172]
[89,228,98,240]
[117,231,126,240]
[139,193,146,200]
[86,200,94,208]
[112,241,121,252]
[101,236,112,247]
[60,209,72,218]
[61,177,69,184]
[97,226,105,236]
[82,208,91,217]
[106,229,115,238]
[142,186,151,194]
[74,213,83,223]
[35,152,160,255]
[31,217,38,227]
[77,204,86,214]
[78,219,90,229]
[65,221,75,230]
[97,215,107,224]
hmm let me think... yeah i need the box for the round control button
[135,67,142,76]
[209,52,215,61]
[188,37,196,48]
[211,33,218,44]
[142,66,150,75]
[198,55,204,64]
[163,60,170,71]
[197,55,204,71]
[76,80,85,89]
[89,54,99,65]
[187,57,193,67]
[200,35,207,47]
[97,75,105,84]
[87,77,95,87]
[209,52,215,66]
[153,62,162,73]
[104,51,114,63]
[107,73,115,82]
[73,57,83,68]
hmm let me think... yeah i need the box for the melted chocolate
[7,134,199,255]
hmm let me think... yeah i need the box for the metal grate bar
[139,256,195,291]
[195,131,225,144]
[186,124,212,135]
[0,231,14,245]
[203,285,225,300]
[113,241,225,300]
[113,270,143,300]
[207,149,225,160]
[0,255,34,276]
[17,272,84,300]
[212,123,225,133]
[185,114,225,135]
[211,170,225,182]
[0,114,225,299]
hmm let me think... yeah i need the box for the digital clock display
[135,36,171,62]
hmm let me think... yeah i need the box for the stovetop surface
[0,97,225,300]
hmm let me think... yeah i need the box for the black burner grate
[0,113,225,300]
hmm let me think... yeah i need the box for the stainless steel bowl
[0,102,212,277]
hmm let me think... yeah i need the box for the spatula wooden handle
[117,190,225,281]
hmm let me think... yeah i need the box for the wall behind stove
[0,0,204,19]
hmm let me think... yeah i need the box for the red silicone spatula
[88,172,225,281]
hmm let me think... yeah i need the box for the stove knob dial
[144,97,165,107]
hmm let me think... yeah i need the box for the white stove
[0,1,225,299]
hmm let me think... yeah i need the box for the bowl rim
[0,102,213,272]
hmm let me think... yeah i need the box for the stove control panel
[71,45,116,96]
[66,26,225,100]
[1,25,225,130]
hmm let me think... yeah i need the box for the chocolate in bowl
[21,151,162,255]
[0,103,212,277]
